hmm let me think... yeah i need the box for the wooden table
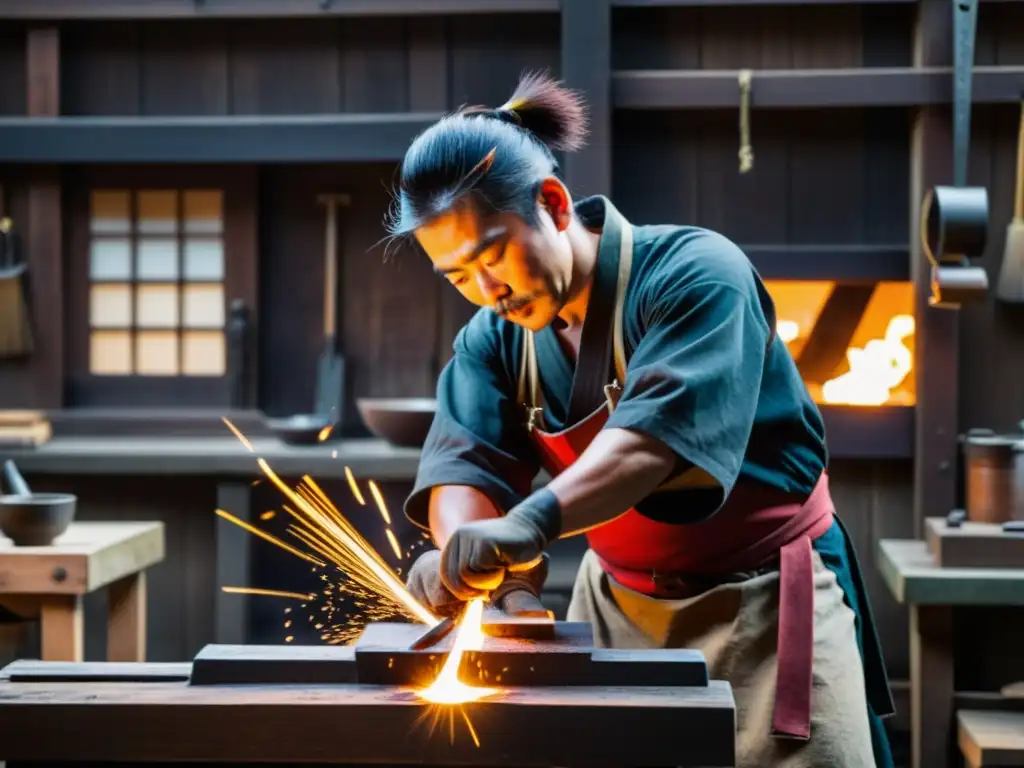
[877,537,1024,768]
[0,521,164,661]
[957,709,1024,767]
[0,658,737,766]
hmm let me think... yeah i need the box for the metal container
[961,426,1024,523]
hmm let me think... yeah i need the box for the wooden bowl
[0,493,77,546]
[356,398,437,448]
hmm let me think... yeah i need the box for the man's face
[415,195,573,332]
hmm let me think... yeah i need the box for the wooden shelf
[614,67,1024,109]
[744,244,908,281]
[820,404,914,459]
[0,113,442,163]
[0,0,558,18]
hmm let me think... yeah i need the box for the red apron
[517,200,831,740]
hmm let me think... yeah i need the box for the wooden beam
[0,678,738,766]
[24,25,62,410]
[911,1,959,537]
[743,244,909,281]
[0,114,443,164]
[0,0,558,18]
[613,67,1024,110]
[561,0,612,198]
[795,284,876,383]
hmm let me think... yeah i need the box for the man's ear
[538,177,572,232]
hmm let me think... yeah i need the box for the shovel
[996,101,1024,304]
[314,193,351,428]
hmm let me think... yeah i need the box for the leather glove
[404,548,464,618]
[439,489,562,600]
[405,546,551,616]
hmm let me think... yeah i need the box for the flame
[415,598,499,705]
[821,314,914,406]
[776,314,915,406]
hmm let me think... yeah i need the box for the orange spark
[221,586,315,600]
[215,508,325,566]
[257,458,437,626]
[345,466,367,505]
[222,417,254,452]
[368,480,391,525]
[318,424,334,442]
[386,528,402,560]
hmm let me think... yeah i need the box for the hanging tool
[738,70,754,174]
[0,211,34,359]
[314,193,351,428]
[996,101,1024,303]
[921,0,990,309]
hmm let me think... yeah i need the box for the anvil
[187,617,709,689]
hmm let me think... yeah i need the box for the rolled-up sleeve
[606,239,773,500]
[404,319,540,531]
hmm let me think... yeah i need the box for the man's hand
[439,489,561,599]
[404,549,464,618]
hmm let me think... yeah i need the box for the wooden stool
[0,522,164,661]
[958,710,1024,767]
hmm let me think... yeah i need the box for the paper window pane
[136,284,179,328]
[135,331,178,375]
[183,331,225,376]
[90,239,132,280]
[90,284,132,327]
[90,191,131,235]
[183,284,224,327]
[90,331,132,375]
[137,190,177,234]
[183,239,224,281]
[184,190,223,235]
[136,239,178,280]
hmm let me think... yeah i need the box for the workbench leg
[910,604,954,768]
[107,571,147,662]
[39,594,83,661]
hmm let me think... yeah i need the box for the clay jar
[961,426,1024,523]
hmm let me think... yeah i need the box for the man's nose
[476,269,509,305]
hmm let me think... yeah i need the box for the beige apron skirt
[567,547,876,768]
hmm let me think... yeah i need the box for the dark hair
[385,71,588,239]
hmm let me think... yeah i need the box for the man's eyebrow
[433,227,508,275]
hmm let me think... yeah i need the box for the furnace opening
[766,281,915,407]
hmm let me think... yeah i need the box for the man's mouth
[497,297,536,319]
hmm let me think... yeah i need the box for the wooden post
[215,481,253,644]
[911,0,959,536]
[24,26,63,410]
[560,0,612,199]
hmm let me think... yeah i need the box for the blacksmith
[389,71,895,768]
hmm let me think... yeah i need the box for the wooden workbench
[877,537,1024,768]
[0,658,737,767]
[0,521,164,661]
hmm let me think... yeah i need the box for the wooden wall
[0,2,1022,711]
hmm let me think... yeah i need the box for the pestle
[2,460,31,497]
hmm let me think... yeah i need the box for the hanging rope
[738,69,754,174]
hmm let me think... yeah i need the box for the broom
[996,100,1024,303]
[0,216,34,358]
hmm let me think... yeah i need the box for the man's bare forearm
[427,485,501,548]
[545,427,677,538]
